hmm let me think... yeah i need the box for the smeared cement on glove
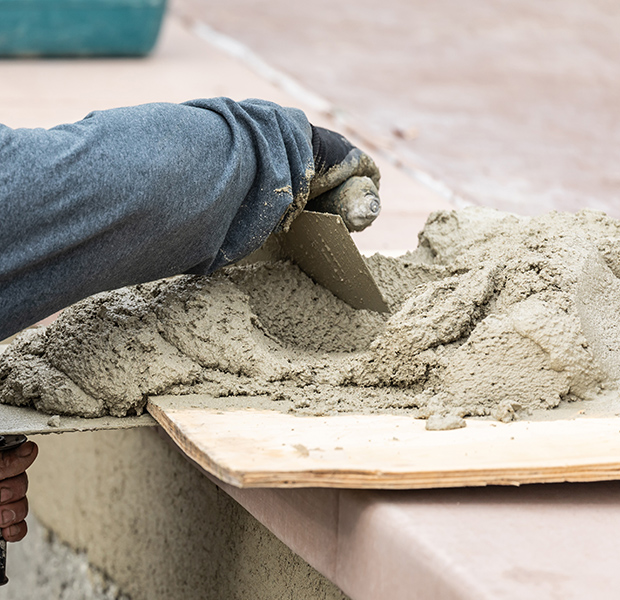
[2,207,620,423]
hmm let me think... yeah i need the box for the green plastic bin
[0,0,167,57]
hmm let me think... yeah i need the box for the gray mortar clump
[1,207,620,423]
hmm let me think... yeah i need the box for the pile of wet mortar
[2,208,620,424]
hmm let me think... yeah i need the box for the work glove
[308,125,381,199]
[279,125,382,232]
[306,126,382,232]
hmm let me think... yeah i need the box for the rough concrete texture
[175,0,620,217]
[2,208,620,423]
[26,428,349,600]
[7,515,130,600]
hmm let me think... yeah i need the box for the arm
[0,98,314,340]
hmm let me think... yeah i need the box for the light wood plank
[148,394,620,489]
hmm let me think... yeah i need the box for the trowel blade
[280,211,390,313]
[0,392,155,436]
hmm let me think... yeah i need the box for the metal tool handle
[0,434,28,586]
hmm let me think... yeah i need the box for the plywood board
[148,394,620,489]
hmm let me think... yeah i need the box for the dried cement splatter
[1,207,620,422]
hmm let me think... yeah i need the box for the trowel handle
[0,434,28,586]
[306,176,381,232]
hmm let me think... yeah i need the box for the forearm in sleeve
[0,98,314,340]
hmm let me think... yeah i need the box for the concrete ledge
[25,427,348,600]
[21,408,620,600]
[192,445,620,600]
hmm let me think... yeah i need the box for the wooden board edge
[147,401,245,487]
[148,401,620,489]
[231,464,620,489]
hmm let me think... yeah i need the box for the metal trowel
[245,176,390,313]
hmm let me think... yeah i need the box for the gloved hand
[309,125,380,199]
[0,441,37,542]
[278,124,381,232]
[304,126,382,232]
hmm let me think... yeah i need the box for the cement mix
[1,208,619,423]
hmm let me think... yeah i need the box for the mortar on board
[1,207,620,425]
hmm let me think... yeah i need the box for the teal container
[0,0,167,57]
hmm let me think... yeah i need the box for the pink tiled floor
[175,0,620,219]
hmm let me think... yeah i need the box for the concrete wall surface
[23,428,349,600]
[8,514,131,600]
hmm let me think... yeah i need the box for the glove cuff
[311,125,355,176]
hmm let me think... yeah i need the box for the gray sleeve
[0,97,314,340]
